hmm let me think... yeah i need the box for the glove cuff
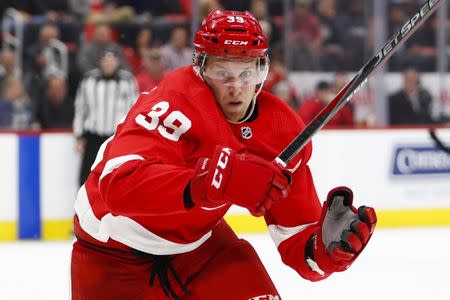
[305,233,326,276]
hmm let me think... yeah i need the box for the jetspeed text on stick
[375,0,440,66]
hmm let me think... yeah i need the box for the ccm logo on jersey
[211,147,231,189]
[224,40,249,45]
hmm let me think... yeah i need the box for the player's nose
[227,85,241,96]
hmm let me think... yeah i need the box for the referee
[73,48,138,186]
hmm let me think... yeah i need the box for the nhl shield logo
[241,126,252,139]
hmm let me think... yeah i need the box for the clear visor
[201,56,269,87]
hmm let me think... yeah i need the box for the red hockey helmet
[194,9,269,58]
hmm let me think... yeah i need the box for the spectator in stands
[403,18,437,72]
[334,0,368,70]
[298,80,354,127]
[69,0,90,22]
[272,80,298,109]
[161,26,193,71]
[24,23,67,106]
[123,27,155,74]
[316,0,346,71]
[264,61,298,108]
[0,76,34,129]
[135,48,166,92]
[388,68,434,125]
[259,19,273,42]
[290,0,322,70]
[0,49,20,86]
[24,23,60,77]
[73,48,138,186]
[264,60,290,94]
[330,71,348,95]
[250,0,275,44]
[77,24,129,75]
[199,0,222,20]
[34,73,74,129]
[387,3,410,71]
[331,71,355,112]
[250,0,271,24]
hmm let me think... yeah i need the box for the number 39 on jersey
[135,101,192,142]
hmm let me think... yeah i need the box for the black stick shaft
[276,0,444,167]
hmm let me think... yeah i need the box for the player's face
[203,56,258,122]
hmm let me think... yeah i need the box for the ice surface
[1,228,449,300]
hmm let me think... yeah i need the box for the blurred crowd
[0,0,449,131]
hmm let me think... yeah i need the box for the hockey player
[71,9,377,300]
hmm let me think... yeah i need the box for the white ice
[1,227,449,300]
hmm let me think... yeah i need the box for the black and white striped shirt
[73,69,138,137]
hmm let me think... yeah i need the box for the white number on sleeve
[136,101,169,130]
[159,111,192,141]
[135,101,191,141]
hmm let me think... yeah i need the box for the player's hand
[306,187,376,274]
[190,146,290,216]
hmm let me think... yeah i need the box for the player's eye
[216,70,230,80]
[239,70,252,80]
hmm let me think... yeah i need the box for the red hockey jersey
[74,66,323,278]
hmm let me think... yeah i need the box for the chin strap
[230,97,257,124]
[231,79,266,124]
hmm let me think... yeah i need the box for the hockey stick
[275,0,445,167]
[429,129,450,154]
